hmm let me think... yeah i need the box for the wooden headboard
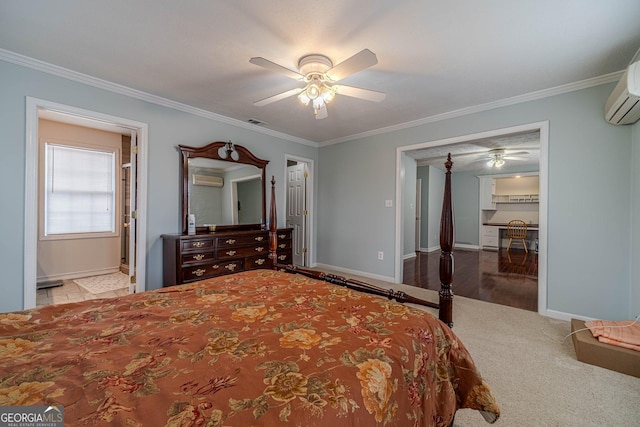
[268,154,455,327]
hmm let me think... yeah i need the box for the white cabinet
[479,176,496,210]
[482,225,499,249]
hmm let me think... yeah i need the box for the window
[44,143,116,236]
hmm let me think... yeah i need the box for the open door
[286,162,307,266]
[415,178,422,253]
[128,130,137,293]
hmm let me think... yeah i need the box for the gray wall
[0,59,318,312]
[317,83,636,321]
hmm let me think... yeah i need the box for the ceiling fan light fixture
[487,155,505,168]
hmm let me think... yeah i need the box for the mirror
[180,141,269,234]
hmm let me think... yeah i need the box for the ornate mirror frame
[179,141,269,234]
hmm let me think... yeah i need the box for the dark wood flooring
[403,248,538,312]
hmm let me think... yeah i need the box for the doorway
[24,97,148,310]
[285,155,314,267]
[395,121,549,316]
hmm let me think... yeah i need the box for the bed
[0,154,499,425]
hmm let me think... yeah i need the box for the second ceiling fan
[250,49,385,119]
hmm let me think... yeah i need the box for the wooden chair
[506,219,528,252]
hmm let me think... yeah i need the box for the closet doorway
[285,155,314,267]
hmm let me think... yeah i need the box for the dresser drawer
[181,238,214,251]
[216,233,268,248]
[216,244,268,259]
[181,251,215,264]
[245,254,271,270]
[183,259,243,282]
[276,240,292,250]
[276,230,292,240]
[275,252,292,264]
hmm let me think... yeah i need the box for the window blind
[44,144,115,235]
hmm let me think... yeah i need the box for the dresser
[162,228,293,287]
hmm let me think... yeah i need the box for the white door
[415,179,422,252]
[286,163,307,266]
[128,131,138,293]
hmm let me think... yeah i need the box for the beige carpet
[73,272,129,295]
[317,269,640,426]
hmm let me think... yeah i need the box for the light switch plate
[385,200,393,207]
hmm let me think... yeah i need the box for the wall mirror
[180,141,269,234]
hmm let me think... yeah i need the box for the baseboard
[455,243,480,251]
[542,308,596,322]
[37,266,120,284]
[403,252,417,261]
[314,263,396,284]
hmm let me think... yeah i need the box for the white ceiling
[1,1,639,149]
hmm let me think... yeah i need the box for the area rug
[73,272,129,294]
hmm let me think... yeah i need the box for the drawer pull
[278,255,287,261]
[225,263,237,271]
[193,268,206,277]
[193,254,205,261]
[278,244,286,249]
[192,241,205,248]
[213,264,220,269]
[226,250,237,256]
[225,239,236,245]
[278,234,286,239]
[254,259,265,265]
[254,236,264,241]
[255,246,264,252]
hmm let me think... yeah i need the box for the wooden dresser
[162,228,292,287]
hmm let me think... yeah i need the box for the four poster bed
[0,154,499,425]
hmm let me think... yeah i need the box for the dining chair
[506,219,528,252]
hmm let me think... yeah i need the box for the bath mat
[74,272,129,295]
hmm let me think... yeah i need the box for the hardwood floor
[403,248,538,311]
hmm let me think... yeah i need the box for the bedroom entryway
[24,98,148,310]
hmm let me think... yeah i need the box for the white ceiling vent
[605,61,640,125]
[192,174,223,187]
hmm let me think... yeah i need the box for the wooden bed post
[268,176,278,269]
[439,154,454,327]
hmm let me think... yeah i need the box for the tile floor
[36,279,129,308]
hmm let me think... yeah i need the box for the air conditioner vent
[192,174,223,187]
[605,61,640,125]
[247,118,266,126]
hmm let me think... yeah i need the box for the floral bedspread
[0,269,499,426]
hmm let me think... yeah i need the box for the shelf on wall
[493,194,539,204]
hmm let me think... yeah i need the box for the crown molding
[0,49,316,147]
[2,48,623,149]
[318,71,624,147]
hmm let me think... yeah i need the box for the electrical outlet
[377,251,384,260]
[385,200,393,208]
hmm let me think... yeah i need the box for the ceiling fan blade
[253,87,303,107]
[325,49,378,81]
[504,150,529,156]
[334,85,386,102]
[249,57,304,80]
[315,106,328,120]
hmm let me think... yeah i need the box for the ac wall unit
[605,60,640,125]
[192,174,223,187]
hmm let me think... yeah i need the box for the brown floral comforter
[0,269,499,426]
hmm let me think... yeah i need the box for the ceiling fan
[473,149,530,168]
[249,49,386,119]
